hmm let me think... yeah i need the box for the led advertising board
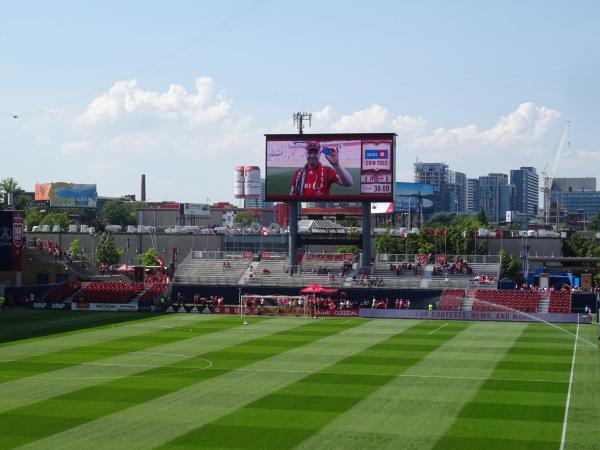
[265,133,395,202]
[394,182,434,213]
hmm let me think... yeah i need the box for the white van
[126,225,137,233]
[31,225,41,233]
[42,225,50,232]
[105,224,122,233]
[68,224,78,233]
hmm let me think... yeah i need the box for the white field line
[428,322,449,335]
[560,316,579,450]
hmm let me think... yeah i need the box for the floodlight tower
[293,112,312,135]
[288,113,312,270]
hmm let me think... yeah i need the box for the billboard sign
[0,210,24,271]
[34,183,51,201]
[265,133,395,202]
[183,203,210,217]
[394,182,434,213]
[46,183,97,208]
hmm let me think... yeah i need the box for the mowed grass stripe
[19,319,416,450]
[0,311,216,359]
[562,323,600,450]
[157,321,470,450]
[0,315,247,384]
[0,310,160,345]
[433,323,576,450]
[0,316,288,413]
[295,322,528,450]
[2,318,362,449]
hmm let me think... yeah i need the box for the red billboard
[265,133,396,202]
[0,210,24,271]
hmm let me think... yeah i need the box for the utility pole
[293,112,311,135]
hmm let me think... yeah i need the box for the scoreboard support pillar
[361,202,372,271]
[288,201,299,272]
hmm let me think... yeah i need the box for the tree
[0,177,22,209]
[25,208,43,230]
[100,200,137,227]
[138,248,158,266]
[95,233,123,266]
[337,244,359,256]
[477,208,488,225]
[233,211,253,227]
[499,250,521,279]
[69,239,80,257]
[563,233,600,258]
[42,212,72,230]
[589,210,600,231]
[374,232,397,254]
[0,177,20,195]
[427,212,455,228]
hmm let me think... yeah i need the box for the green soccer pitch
[0,310,597,449]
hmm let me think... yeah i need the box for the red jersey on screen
[290,163,339,196]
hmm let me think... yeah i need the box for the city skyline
[1,1,599,202]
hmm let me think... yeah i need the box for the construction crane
[540,121,570,227]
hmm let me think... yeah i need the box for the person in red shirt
[290,142,353,196]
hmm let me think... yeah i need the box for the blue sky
[1,0,599,202]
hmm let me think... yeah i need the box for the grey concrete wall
[486,237,563,258]
[32,233,223,265]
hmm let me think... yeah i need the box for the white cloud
[392,115,428,138]
[412,102,561,150]
[56,84,567,201]
[330,104,389,132]
[74,77,232,128]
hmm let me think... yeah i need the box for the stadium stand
[44,281,81,302]
[138,283,170,306]
[174,254,250,285]
[75,282,143,303]
[472,289,539,313]
[549,290,571,313]
[439,289,465,310]
[247,259,343,287]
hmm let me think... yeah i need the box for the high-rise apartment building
[478,173,514,223]
[510,166,539,221]
[466,178,479,213]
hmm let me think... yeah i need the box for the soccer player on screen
[290,142,353,196]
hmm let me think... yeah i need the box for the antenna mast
[293,112,312,135]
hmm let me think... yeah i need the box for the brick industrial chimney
[141,174,146,202]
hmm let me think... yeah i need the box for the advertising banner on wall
[182,203,210,217]
[394,182,434,213]
[34,183,51,201]
[71,302,139,312]
[360,309,589,323]
[265,133,395,202]
[0,210,24,271]
[49,183,97,208]
[36,183,97,207]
